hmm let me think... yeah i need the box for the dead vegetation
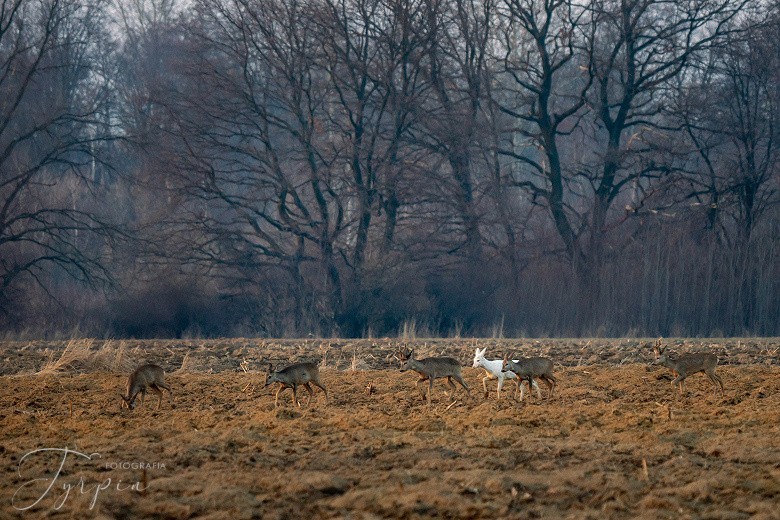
[1,337,776,378]
[36,339,134,375]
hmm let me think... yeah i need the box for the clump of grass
[176,351,193,373]
[37,339,132,375]
[319,342,332,369]
[37,339,93,374]
[349,346,370,371]
[92,340,134,373]
[400,319,417,340]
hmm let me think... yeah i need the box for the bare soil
[1,338,779,519]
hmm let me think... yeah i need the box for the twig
[655,401,672,421]
[141,468,148,496]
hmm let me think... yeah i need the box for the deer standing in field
[264,362,328,408]
[472,347,540,400]
[652,339,724,397]
[397,346,470,406]
[502,355,557,400]
[120,364,172,411]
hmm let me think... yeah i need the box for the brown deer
[120,364,172,411]
[653,339,724,397]
[502,355,557,400]
[264,362,328,407]
[397,346,470,406]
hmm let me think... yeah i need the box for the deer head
[472,347,487,368]
[397,346,414,371]
[264,363,276,387]
[652,339,667,364]
[119,393,135,410]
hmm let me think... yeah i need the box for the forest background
[1,0,778,338]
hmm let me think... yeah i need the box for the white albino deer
[471,347,540,400]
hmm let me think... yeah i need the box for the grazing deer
[652,339,724,397]
[502,355,557,400]
[472,347,540,400]
[398,346,470,406]
[264,362,328,408]
[121,364,172,411]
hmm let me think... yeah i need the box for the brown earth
[1,338,779,519]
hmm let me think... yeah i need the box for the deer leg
[446,377,457,400]
[454,374,469,395]
[303,383,314,405]
[496,375,503,400]
[482,375,490,398]
[671,376,685,396]
[707,371,724,396]
[155,383,173,408]
[415,378,428,401]
[274,385,285,408]
[543,375,557,398]
[311,380,328,402]
[292,383,300,407]
[158,382,173,407]
[150,385,163,410]
[534,379,542,399]
[536,377,550,398]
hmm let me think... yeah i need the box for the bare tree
[493,0,592,278]
[313,0,442,333]
[141,0,362,333]
[677,8,780,330]
[0,0,118,319]
[491,0,749,329]
[412,0,496,264]
[578,0,749,300]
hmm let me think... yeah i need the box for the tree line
[1,0,778,338]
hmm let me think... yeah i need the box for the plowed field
[1,339,778,519]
